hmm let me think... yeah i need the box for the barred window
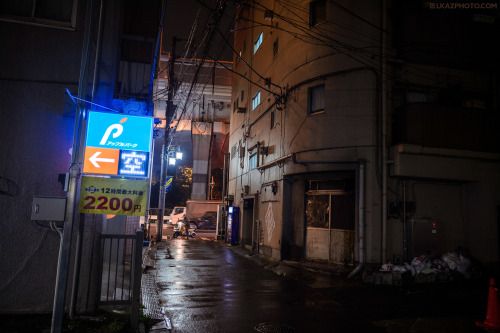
[0,0,77,29]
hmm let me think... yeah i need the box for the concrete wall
[388,149,500,271]
[228,0,500,271]
[386,57,500,269]
[0,3,88,312]
[0,0,145,313]
[228,0,382,263]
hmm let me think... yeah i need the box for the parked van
[168,206,186,225]
[185,200,222,219]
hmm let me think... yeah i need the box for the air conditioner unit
[237,107,246,113]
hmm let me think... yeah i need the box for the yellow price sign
[79,176,148,216]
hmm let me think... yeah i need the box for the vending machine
[227,206,240,245]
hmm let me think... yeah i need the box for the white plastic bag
[457,254,471,279]
[442,252,459,271]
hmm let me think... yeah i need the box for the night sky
[162,0,236,61]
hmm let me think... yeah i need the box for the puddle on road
[156,281,170,291]
[191,313,215,321]
[307,276,335,289]
[255,322,295,333]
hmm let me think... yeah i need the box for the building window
[231,144,238,159]
[309,0,326,26]
[241,89,245,101]
[306,192,354,230]
[233,98,239,113]
[0,0,78,29]
[254,31,263,54]
[252,91,261,111]
[270,109,276,129]
[308,84,325,114]
[235,50,241,66]
[273,38,279,58]
[249,153,258,170]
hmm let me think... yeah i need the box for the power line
[245,0,465,86]
[164,0,230,148]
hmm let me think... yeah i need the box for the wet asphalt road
[153,236,381,333]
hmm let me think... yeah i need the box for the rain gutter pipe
[256,154,292,171]
[291,154,366,278]
[221,152,227,240]
[380,0,388,266]
[349,161,365,278]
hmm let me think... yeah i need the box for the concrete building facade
[153,56,232,202]
[228,0,500,273]
[0,0,161,313]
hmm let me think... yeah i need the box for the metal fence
[97,229,143,328]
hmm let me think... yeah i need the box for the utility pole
[51,1,93,330]
[157,37,177,242]
[157,143,166,242]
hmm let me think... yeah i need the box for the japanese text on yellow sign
[79,176,148,216]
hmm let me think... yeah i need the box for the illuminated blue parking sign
[86,111,153,152]
[84,111,153,178]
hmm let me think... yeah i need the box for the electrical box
[410,218,438,257]
[31,196,67,221]
[239,146,246,157]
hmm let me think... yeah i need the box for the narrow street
[151,235,381,333]
[143,227,490,333]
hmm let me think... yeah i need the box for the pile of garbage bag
[379,248,474,281]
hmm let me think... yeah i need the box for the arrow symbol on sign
[89,152,115,168]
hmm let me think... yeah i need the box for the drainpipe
[291,154,360,166]
[349,161,365,278]
[380,0,388,265]
[221,153,227,240]
[290,154,365,277]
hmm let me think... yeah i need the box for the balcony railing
[392,103,500,153]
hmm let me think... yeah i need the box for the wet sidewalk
[142,238,492,332]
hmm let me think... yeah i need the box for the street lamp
[157,144,183,241]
